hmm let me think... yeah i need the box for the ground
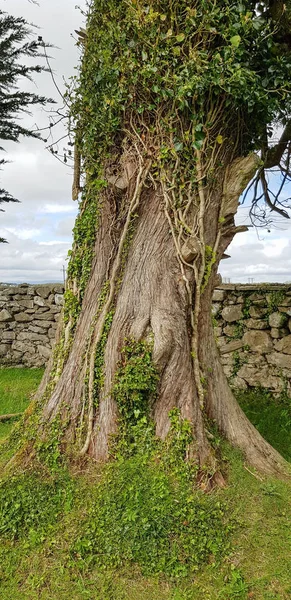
[0,368,291,599]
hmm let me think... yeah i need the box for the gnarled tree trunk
[32,144,289,479]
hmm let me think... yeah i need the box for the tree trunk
[32,147,289,479]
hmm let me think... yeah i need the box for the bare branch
[264,120,291,168]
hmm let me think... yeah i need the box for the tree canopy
[73,0,291,228]
[0,9,48,242]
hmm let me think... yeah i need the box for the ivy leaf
[176,33,185,43]
[230,35,241,48]
[216,134,223,144]
[160,14,167,22]
[174,142,183,152]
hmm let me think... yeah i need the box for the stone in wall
[0,283,64,368]
[1,282,291,398]
[213,283,291,396]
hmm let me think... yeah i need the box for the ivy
[113,339,159,433]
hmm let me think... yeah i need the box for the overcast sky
[0,0,290,284]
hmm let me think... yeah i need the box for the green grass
[1,370,291,599]
[0,367,43,439]
[236,388,291,462]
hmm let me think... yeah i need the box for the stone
[212,289,226,302]
[220,340,244,355]
[212,303,221,316]
[17,332,49,343]
[245,318,268,330]
[53,284,65,294]
[17,300,34,309]
[0,295,9,302]
[55,294,64,306]
[35,285,53,299]
[274,335,291,354]
[214,326,222,337]
[267,352,291,370]
[34,320,52,329]
[248,293,265,302]
[249,306,268,318]
[2,331,15,340]
[221,305,243,323]
[222,364,233,378]
[36,307,50,313]
[243,330,273,353]
[34,311,55,321]
[14,312,33,323]
[0,309,13,322]
[26,287,35,295]
[49,306,61,314]
[37,344,51,359]
[269,312,288,328]
[0,344,10,356]
[230,376,248,391]
[278,297,291,307]
[28,325,47,334]
[48,328,56,339]
[12,341,29,353]
[223,324,238,337]
[6,286,27,295]
[34,296,45,307]
[278,307,291,316]
[237,364,283,391]
[271,328,282,339]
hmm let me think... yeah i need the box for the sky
[0,0,290,284]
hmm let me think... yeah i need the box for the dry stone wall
[0,283,64,367]
[1,282,291,397]
[213,284,291,396]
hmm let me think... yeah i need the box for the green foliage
[0,471,74,542]
[232,320,246,339]
[242,295,251,318]
[72,0,291,169]
[36,415,67,472]
[113,339,159,433]
[266,290,286,313]
[66,176,106,304]
[74,442,228,578]
[231,350,248,376]
[202,246,217,292]
[63,289,81,325]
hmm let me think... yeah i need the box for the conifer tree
[0,9,48,242]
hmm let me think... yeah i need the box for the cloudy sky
[0,0,290,284]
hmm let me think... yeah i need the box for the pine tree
[0,9,48,242]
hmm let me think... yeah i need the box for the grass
[236,388,291,462]
[1,370,291,599]
[0,367,43,439]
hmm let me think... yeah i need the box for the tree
[24,0,291,480]
[0,9,48,242]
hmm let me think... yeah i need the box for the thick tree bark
[33,149,290,479]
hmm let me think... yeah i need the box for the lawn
[0,368,44,440]
[0,370,291,600]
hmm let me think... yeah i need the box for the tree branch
[264,120,291,168]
